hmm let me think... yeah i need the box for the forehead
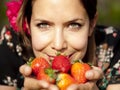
[32,0,88,20]
[32,0,85,12]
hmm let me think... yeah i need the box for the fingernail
[24,66,32,75]
[85,71,93,79]
[25,66,30,71]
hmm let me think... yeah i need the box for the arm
[0,85,16,90]
[107,84,120,90]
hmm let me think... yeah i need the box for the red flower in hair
[6,0,29,34]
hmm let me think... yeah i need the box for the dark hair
[17,0,97,62]
[81,0,97,20]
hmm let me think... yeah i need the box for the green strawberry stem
[87,62,93,66]
[71,59,81,64]
[27,57,34,66]
[78,59,93,66]
[71,59,92,65]
[45,68,57,79]
[56,52,67,56]
[56,52,61,56]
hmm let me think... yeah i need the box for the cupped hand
[20,64,103,90]
[19,64,59,90]
[67,66,103,90]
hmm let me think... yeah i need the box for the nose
[51,27,67,51]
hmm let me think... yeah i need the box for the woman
[19,0,100,89]
[0,0,119,90]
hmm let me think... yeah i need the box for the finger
[19,64,32,76]
[85,66,103,80]
[24,78,49,90]
[85,81,99,90]
[67,81,98,90]
[67,84,78,90]
[67,84,90,90]
[49,84,59,90]
[78,84,90,90]
[76,83,97,90]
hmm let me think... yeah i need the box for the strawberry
[27,57,50,75]
[52,55,71,73]
[56,73,77,90]
[71,61,91,84]
[37,68,56,83]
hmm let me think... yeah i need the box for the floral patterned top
[0,25,120,89]
[0,26,25,89]
[95,25,120,90]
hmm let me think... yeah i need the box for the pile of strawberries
[27,55,91,90]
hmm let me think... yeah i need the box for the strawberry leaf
[45,68,56,79]
[27,57,34,66]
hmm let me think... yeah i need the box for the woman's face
[30,0,94,63]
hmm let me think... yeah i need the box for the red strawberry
[71,61,91,84]
[52,55,71,73]
[27,57,50,75]
[37,68,56,83]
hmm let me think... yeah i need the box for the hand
[67,66,103,90]
[19,64,59,90]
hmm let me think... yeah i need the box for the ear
[88,12,98,36]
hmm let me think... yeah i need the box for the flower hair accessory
[6,0,29,34]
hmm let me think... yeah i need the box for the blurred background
[0,0,120,30]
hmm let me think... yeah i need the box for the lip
[47,53,73,59]
[67,53,74,59]
[47,54,55,60]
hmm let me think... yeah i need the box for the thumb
[85,66,103,80]
[19,64,32,76]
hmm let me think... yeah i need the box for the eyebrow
[33,17,86,24]
[67,18,84,22]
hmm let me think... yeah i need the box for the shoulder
[95,25,120,67]
[0,25,25,66]
[0,25,25,64]
[95,25,120,47]
[0,25,22,56]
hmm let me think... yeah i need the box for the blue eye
[36,23,49,28]
[69,23,82,28]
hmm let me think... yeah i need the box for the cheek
[71,37,88,50]
[32,37,44,50]
[69,35,88,60]
[67,32,88,51]
[31,31,52,51]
